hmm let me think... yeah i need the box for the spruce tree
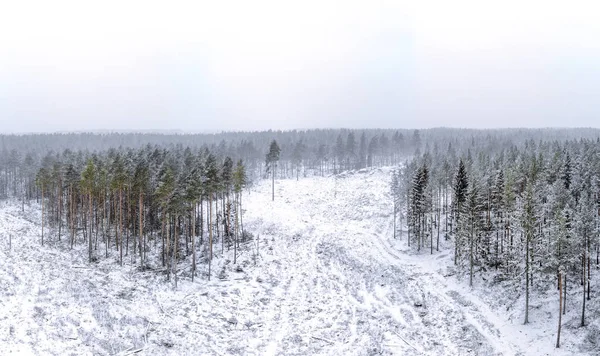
[453,159,469,264]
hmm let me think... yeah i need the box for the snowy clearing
[0,168,596,355]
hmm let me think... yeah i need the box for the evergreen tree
[358,132,367,169]
[81,159,96,263]
[346,132,356,170]
[464,183,484,287]
[233,159,247,264]
[111,154,128,266]
[205,153,219,280]
[453,159,469,264]
[409,164,429,251]
[335,134,345,173]
[291,141,305,180]
[522,181,537,324]
[265,140,280,201]
[133,159,149,266]
[35,167,50,246]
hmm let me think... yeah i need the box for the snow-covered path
[243,168,530,356]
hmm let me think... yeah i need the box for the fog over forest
[2,1,600,355]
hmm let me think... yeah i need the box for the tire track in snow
[247,170,529,355]
[321,171,521,355]
[370,207,527,356]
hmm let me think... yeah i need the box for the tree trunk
[445,182,449,233]
[88,192,93,263]
[139,192,143,267]
[218,195,223,254]
[104,193,108,258]
[209,193,213,281]
[563,273,567,315]
[240,191,244,240]
[41,185,44,246]
[469,218,474,287]
[192,202,196,281]
[166,213,171,280]
[587,244,591,301]
[431,213,434,255]
[94,198,99,250]
[524,229,530,324]
[437,185,441,251]
[557,271,562,348]
[70,186,75,249]
[581,248,586,327]
[174,214,178,289]
[126,188,130,257]
[234,192,239,264]
[454,205,459,266]
[119,188,123,266]
[200,196,204,245]
[58,183,62,241]
[161,213,166,267]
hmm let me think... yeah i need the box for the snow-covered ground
[0,168,597,355]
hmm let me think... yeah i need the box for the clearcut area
[0,168,594,355]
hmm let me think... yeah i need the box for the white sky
[0,0,599,132]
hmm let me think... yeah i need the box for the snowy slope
[0,169,595,355]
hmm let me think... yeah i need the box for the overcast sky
[1,0,599,133]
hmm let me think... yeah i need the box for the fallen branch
[121,348,144,356]
[311,335,334,345]
[392,330,420,353]
[144,321,151,344]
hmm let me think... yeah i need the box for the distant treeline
[3,128,599,197]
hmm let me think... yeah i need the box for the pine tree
[64,163,80,249]
[335,134,344,173]
[36,167,49,246]
[316,144,327,176]
[133,159,149,267]
[265,140,280,201]
[111,154,128,266]
[81,159,96,263]
[222,156,234,241]
[291,141,305,180]
[233,159,247,264]
[156,166,175,269]
[184,158,202,281]
[205,153,219,280]
[368,136,378,168]
[358,132,367,169]
[346,132,356,170]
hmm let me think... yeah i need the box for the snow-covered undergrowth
[0,168,597,355]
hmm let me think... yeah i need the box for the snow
[0,168,596,355]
